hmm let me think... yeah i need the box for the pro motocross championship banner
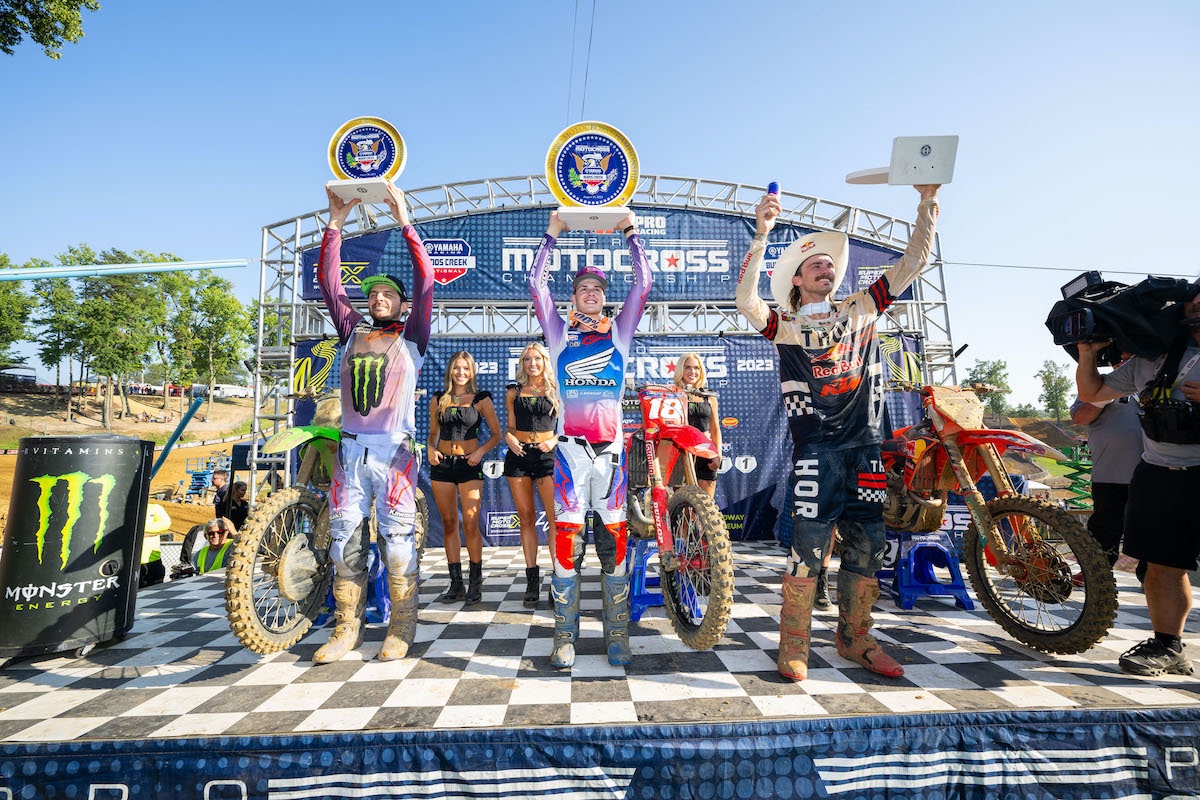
[293,332,924,548]
[298,205,915,305]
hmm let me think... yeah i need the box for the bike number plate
[643,394,686,426]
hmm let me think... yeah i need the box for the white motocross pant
[329,436,419,580]
[552,437,628,578]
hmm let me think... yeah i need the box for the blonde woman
[674,353,722,498]
[428,351,501,604]
[502,342,560,607]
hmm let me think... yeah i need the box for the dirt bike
[225,392,428,655]
[881,383,1117,654]
[624,384,734,650]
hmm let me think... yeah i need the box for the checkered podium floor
[3,542,1200,743]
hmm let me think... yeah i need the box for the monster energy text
[5,576,120,611]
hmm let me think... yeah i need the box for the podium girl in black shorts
[428,351,501,604]
[674,353,722,498]
[503,342,560,607]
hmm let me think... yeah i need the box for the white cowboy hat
[769,231,849,309]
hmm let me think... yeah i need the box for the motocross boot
[465,560,483,604]
[378,570,419,661]
[778,573,817,681]
[601,572,633,666]
[313,573,368,664]
[438,562,465,603]
[550,574,581,668]
[814,567,832,610]
[835,571,904,677]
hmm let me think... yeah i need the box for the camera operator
[1077,289,1200,678]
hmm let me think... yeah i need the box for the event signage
[545,121,639,231]
[326,116,407,204]
[0,436,154,657]
[299,205,915,304]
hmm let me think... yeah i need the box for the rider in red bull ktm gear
[529,210,651,668]
[313,183,434,665]
[736,184,940,681]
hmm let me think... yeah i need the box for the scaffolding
[251,175,957,500]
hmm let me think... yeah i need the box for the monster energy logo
[30,471,117,569]
[350,352,388,414]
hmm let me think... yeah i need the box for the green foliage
[964,358,1011,417]
[1036,360,1073,423]
[0,253,36,369]
[0,0,100,58]
[1011,402,1045,418]
[192,275,253,418]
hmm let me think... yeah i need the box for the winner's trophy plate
[546,121,639,231]
[327,117,407,203]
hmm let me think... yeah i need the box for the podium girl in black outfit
[674,353,722,498]
[428,351,501,604]
[502,342,560,607]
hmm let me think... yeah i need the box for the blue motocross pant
[787,442,888,579]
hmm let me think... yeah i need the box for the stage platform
[4,542,1200,798]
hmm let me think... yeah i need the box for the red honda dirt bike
[882,383,1117,654]
[624,384,734,650]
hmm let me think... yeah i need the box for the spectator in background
[228,481,250,530]
[1070,352,1144,572]
[212,469,229,518]
[195,518,236,574]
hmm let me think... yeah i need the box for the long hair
[437,351,479,414]
[515,342,561,415]
[673,352,707,390]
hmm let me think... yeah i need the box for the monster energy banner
[293,333,924,547]
[0,436,155,658]
[298,205,915,304]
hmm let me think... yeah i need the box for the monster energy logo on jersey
[30,472,117,569]
[350,352,389,414]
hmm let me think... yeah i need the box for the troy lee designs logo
[350,353,388,414]
[30,471,117,569]
[564,347,619,387]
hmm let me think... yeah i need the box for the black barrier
[0,435,155,658]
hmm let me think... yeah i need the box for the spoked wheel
[414,487,429,560]
[660,485,734,650]
[963,495,1117,654]
[225,487,332,654]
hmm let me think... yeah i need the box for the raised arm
[385,184,434,356]
[1076,342,1125,404]
[528,213,568,348]
[318,187,365,343]
[735,192,781,337]
[613,211,651,337]
[861,185,940,312]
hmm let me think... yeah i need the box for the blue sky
[2,1,1197,405]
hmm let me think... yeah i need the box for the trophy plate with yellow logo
[326,117,407,204]
[546,121,639,231]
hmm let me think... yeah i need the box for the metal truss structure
[250,175,957,495]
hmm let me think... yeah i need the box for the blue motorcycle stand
[315,543,391,626]
[877,529,974,611]
[627,538,664,622]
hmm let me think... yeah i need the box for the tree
[29,264,80,418]
[192,275,253,419]
[964,358,1011,417]
[1011,403,1045,418]
[0,0,100,58]
[1036,360,1073,423]
[152,271,199,412]
[0,253,36,370]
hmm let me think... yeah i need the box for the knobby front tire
[660,485,735,651]
[963,495,1117,654]
[225,487,331,654]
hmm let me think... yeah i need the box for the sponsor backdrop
[294,333,925,548]
[5,708,1199,798]
[299,205,915,305]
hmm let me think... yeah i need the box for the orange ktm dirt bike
[881,383,1117,654]
[624,384,734,650]
[224,392,428,655]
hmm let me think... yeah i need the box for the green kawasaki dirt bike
[224,393,428,655]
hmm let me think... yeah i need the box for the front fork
[644,430,679,572]
[937,437,1015,565]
